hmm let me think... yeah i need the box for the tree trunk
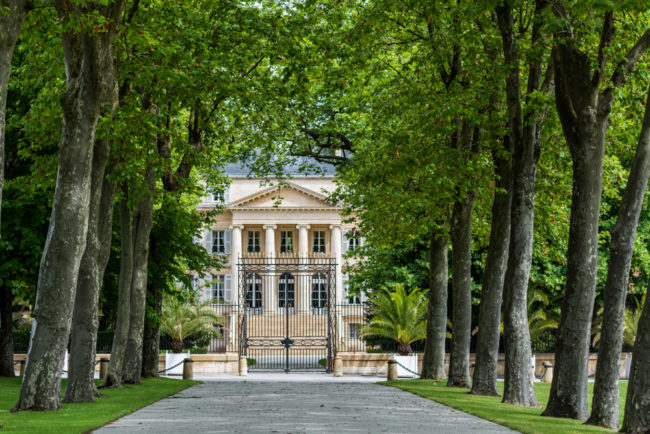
[543,55,608,423]
[620,286,650,433]
[501,141,539,407]
[495,0,550,408]
[101,192,133,388]
[63,136,116,403]
[543,15,650,421]
[141,282,163,378]
[13,1,122,411]
[447,191,475,388]
[0,284,14,376]
[586,86,650,429]
[0,0,28,234]
[421,229,448,380]
[471,146,512,396]
[123,167,155,384]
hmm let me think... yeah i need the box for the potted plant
[359,284,427,377]
[160,295,225,374]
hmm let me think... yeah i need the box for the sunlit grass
[0,376,199,433]
[383,380,627,434]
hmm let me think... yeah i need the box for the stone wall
[13,352,632,378]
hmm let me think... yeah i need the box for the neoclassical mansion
[194,161,366,369]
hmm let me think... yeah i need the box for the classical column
[263,224,277,313]
[297,224,311,313]
[230,225,244,309]
[330,225,343,305]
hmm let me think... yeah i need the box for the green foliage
[359,284,428,354]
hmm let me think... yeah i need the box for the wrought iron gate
[238,257,337,372]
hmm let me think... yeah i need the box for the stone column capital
[229,224,245,231]
[329,224,342,231]
[263,224,278,231]
[296,224,311,230]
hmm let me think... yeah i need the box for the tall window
[278,272,295,310]
[245,273,263,314]
[349,323,361,339]
[280,231,294,253]
[312,273,328,314]
[344,275,360,305]
[346,231,360,252]
[212,230,231,254]
[313,230,326,253]
[248,230,261,253]
[211,274,232,303]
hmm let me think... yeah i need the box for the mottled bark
[620,286,650,433]
[495,0,550,408]
[421,230,448,380]
[63,142,116,402]
[101,193,133,388]
[123,167,155,384]
[141,282,163,378]
[447,191,475,388]
[14,1,122,412]
[0,284,14,376]
[544,17,650,421]
[471,145,512,396]
[0,0,28,234]
[586,86,650,429]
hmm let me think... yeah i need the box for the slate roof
[222,157,336,178]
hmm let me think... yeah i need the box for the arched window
[278,272,295,311]
[312,273,328,314]
[245,273,263,314]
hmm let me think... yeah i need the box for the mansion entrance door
[239,257,337,372]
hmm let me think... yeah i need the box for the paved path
[96,375,515,433]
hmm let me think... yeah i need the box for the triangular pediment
[227,182,338,210]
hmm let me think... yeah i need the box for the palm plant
[160,295,225,353]
[359,284,427,355]
[592,294,644,349]
[527,286,560,340]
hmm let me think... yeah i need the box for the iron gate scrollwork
[238,257,337,372]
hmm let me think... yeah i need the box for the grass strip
[0,376,199,433]
[382,380,627,434]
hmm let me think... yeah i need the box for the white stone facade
[195,173,364,310]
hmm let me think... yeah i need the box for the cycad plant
[160,295,225,353]
[359,284,427,355]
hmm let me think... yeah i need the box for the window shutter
[224,274,232,303]
[205,230,213,253]
[225,230,232,254]
[360,235,366,247]
[223,187,230,203]
[342,231,349,253]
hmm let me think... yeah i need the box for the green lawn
[383,380,627,434]
[0,376,199,433]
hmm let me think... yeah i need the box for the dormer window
[213,186,230,203]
